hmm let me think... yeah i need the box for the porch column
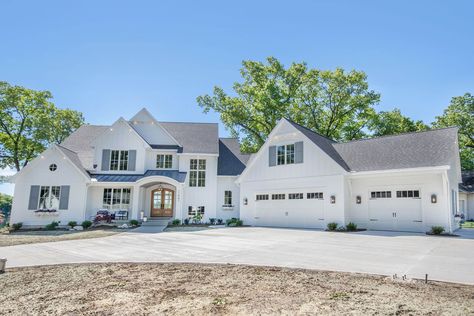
[176,184,184,220]
[131,185,140,220]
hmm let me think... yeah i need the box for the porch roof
[90,170,187,183]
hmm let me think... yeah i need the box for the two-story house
[10,109,462,233]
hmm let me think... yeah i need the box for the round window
[49,163,57,171]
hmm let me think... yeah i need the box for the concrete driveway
[2,227,474,285]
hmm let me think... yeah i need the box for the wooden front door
[150,188,174,217]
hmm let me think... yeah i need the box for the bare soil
[0,227,122,247]
[1,263,473,315]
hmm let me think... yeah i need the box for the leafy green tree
[433,93,474,170]
[0,81,84,171]
[369,108,429,137]
[197,57,380,152]
[0,193,12,225]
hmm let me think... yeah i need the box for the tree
[433,93,474,170]
[0,82,84,171]
[369,108,429,137]
[197,57,380,152]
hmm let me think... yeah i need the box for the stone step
[141,219,171,226]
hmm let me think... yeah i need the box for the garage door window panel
[370,191,391,199]
[396,190,420,198]
[289,193,303,200]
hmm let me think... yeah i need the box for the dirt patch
[0,227,122,247]
[1,263,473,315]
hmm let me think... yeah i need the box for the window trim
[110,150,129,171]
[102,188,131,210]
[224,190,233,207]
[189,159,206,187]
[276,143,296,165]
[38,185,61,210]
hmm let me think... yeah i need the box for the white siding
[216,176,240,221]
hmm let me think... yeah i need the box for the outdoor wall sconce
[243,197,248,205]
[431,194,437,204]
[356,195,361,204]
[330,195,336,204]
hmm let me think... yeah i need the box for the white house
[10,109,462,233]
[459,171,474,220]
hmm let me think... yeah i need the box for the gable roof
[55,145,91,179]
[218,138,251,176]
[159,122,219,154]
[286,119,459,172]
[460,171,474,193]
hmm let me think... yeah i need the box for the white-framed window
[370,191,392,199]
[157,154,173,169]
[188,206,205,217]
[102,188,131,210]
[224,190,232,206]
[38,186,61,210]
[49,164,57,171]
[256,194,269,201]
[189,159,206,187]
[272,194,285,200]
[277,144,295,165]
[110,150,129,171]
[395,190,419,198]
[289,193,303,200]
[307,192,323,199]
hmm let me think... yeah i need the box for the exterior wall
[178,154,219,221]
[10,148,88,227]
[216,176,240,221]
[92,119,148,174]
[459,192,474,220]
[347,171,449,231]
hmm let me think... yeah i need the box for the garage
[368,189,423,232]
[255,190,326,229]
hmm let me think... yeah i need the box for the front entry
[150,188,174,217]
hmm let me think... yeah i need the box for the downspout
[442,171,453,233]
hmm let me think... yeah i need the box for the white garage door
[368,189,423,232]
[255,191,325,229]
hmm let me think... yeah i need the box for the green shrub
[346,222,357,231]
[171,219,181,226]
[68,221,77,228]
[81,220,92,229]
[430,226,445,235]
[45,221,60,230]
[209,218,216,225]
[129,219,139,226]
[11,222,23,231]
[327,222,338,231]
[217,218,223,225]
[226,218,243,227]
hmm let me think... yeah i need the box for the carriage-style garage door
[368,189,423,232]
[255,190,326,229]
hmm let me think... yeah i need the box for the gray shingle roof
[159,122,219,154]
[60,125,108,169]
[218,138,251,176]
[287,119,459,172]
[56,145,91,179]
[90,170,187,183]
[460,171,474,193]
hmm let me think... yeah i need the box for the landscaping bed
[0,226,122,247]
[1,263,473,315]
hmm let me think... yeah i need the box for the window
[224,191,232,206]
[49,164,57,171]
[396,190,420,199]
[102,188,131,210]
[110,150,129,171]
[307,192,324,199]
[38,186,61,210]
[156,154,173,168]
[277,144,295,165]
[188,206,205,217]
[289,193,304,200]
[272,194,286,200]
[256,194,269,201]
[370,191,392,199]
[189,159,206,187]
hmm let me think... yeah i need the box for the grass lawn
[461,221,474,228]
[1,263,473,315]
[0,227,123,247]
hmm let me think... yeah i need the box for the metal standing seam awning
[89,170,187,183]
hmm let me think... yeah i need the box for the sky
[1,0,473,195]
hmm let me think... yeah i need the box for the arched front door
[150,188,174,217]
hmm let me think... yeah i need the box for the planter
[34,210,59,217]
[0,258,6,274]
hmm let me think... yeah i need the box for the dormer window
[157,154,172,169]
[277,144,295,165]
[110,150,129,171]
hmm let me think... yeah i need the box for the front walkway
[2,227,474,285]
